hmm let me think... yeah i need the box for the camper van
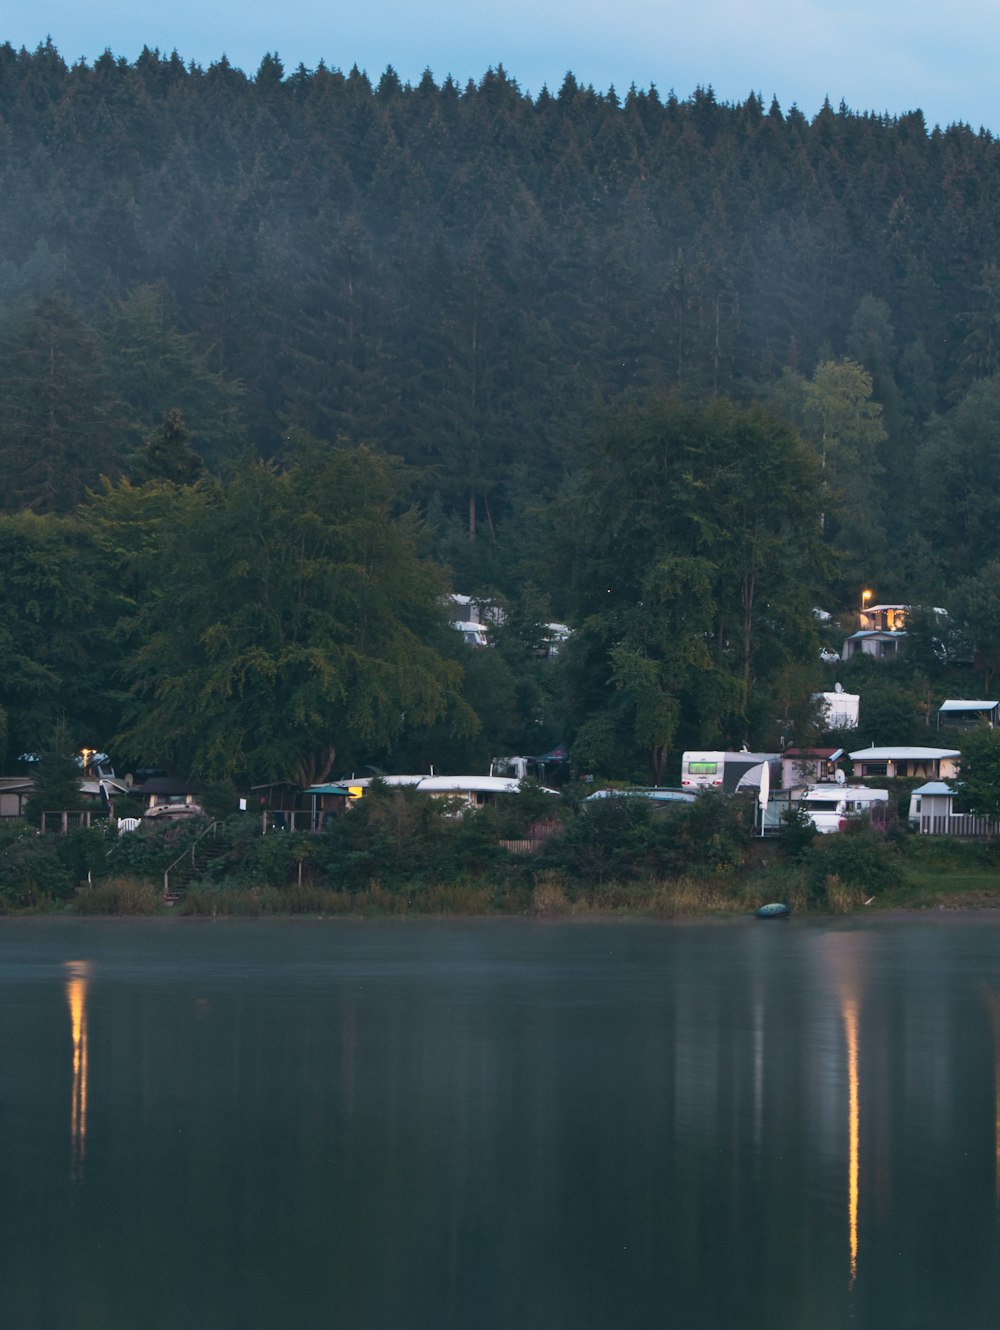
[681,750,782,794]
[798,784,890,834]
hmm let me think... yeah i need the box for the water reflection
[0,920,997,1330]
[986,985,1000,1206]
[841,994,860,1287]
[64,960,90,1183]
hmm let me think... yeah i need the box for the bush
[0,824,75,906]
[803,825,902,907]
[776,804,817,861]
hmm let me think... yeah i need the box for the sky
[4,0,998,134]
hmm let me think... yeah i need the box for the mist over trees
[1,41,998,781]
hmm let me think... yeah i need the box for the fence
[39,811,95,833]
[920,814,1000,838]
[499,838,548,854]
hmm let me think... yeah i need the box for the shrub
[776,804,817,860]
[0,825,75,906]
[803,825,902,907]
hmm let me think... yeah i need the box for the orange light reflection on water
[65,961,90,1182]
[841,995,860,1289]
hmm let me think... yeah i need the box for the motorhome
[681,750,782,794]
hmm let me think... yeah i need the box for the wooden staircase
[162,821,224,904]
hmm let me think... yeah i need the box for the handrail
[163,820,218,896]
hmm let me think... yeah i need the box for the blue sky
[4,0,997,133]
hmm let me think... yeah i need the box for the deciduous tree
[110,435,476,783]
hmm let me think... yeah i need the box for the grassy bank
[49,864,881,918]
[5,791,1000,918]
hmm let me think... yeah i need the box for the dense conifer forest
[3,40,1000,785]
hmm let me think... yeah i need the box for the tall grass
[73,877,162,915]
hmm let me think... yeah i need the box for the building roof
[849,746,960,760]
[304,784,351,795]
[585,787,695,803]
[938,700,999,712]
[782,748,844,760]
[418,775,524,795]
[911,781,954,796]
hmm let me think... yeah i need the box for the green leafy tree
[954,727,1000,825]
[777,360,888,583]
[557,394,824,778]
[951,561,1000,692]
[0,510,119,762]
[111,436,477,784]
[915,377,1000,577]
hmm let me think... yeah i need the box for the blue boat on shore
[755,902,790,919]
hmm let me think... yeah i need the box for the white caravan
[681,750,782,794]
[797,784,890,834]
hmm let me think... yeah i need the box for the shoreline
[5,898,1000,922]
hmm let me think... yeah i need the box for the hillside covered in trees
[3,40,1000,784]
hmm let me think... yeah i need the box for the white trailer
[762,784,890,834]
[681,750,782,794]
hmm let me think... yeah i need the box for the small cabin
[907,781,1000,837]
[848,746,960,781]
[858,604,910,633]
[937,700,1000,731]
[841,630,906,661]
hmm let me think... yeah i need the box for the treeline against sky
[3,44,1000,562]
[6,42,1000,779]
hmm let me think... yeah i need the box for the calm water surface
[0,915,998,1329]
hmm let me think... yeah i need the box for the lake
[0,915,998,1329]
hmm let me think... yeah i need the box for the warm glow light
[861,589,873,605]
[842,995,860,1288]
[65,960,91,1183]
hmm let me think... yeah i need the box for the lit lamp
[860,589,873,619]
